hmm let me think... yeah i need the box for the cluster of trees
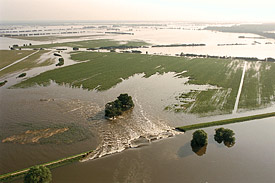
[152,43,206,47]
[214,128,235,147]
[191,127,236,155]
[105,94,134,119]
[24,166,52,183]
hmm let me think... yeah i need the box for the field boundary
[176,112,275,132]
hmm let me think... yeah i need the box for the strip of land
[176,112,275,132]
[0,150,93,182]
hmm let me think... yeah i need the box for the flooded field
[0,22,275,183]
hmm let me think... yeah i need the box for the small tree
[214,127,225,143]
[24,166,52,183]
[191,130,208,147]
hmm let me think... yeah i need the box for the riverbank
[176,112,275,132]
[0,150,93,182]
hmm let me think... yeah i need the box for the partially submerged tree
[214,128,235,147]
[191,130,208,147]
[105,93,134,119]
[24,165,52,183]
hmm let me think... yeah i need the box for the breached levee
[82,97,179,161]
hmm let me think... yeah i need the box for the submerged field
[13,51,275,115]
[239,61,275,110]
[0,50,55,78]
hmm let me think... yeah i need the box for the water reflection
[177,141,207,158]
[191,144,207,156]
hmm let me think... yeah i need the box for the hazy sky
[1,0,275,22]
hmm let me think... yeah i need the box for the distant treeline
[105,32,134,35]
[205,23,275,39]
[152,43,206,47]
[179,52,275,62]
[98,45,147,50]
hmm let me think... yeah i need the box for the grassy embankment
[13,52,275,115]
[0,50,54,78]
[176,112,275,132]
[22,39,149,49]
[0,150,93,182]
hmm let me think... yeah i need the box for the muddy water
[51,117,275,183]
[1,71,275,182]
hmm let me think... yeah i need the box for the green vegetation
[105,94,134,119]
[17,72,26,78]
[176,112,275,132]
[22,39,149,49]
[56,58,64,66]
[13,52,275,115]
[214,128,235,147]
[24,166,52,183]
[0,50,36,69]
[0,150,93,182]
[0,80,7,87]
[0,50,54,78]
[191,130,208,147]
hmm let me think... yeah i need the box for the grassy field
[176,112,275,132]
[14,52,247,114]
[0,50,54,78]
[22,39,149,49]
[13,52,275,115]
[0,50,36,69]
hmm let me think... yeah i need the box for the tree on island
[24,165,52,183]
[105,93,134,119]
[191,130,208,147]
[214,127,235,147]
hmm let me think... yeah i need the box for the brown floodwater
[48,117,275,183]
[1,72,275,183]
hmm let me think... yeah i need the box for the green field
[0,50,54,78]
[22,39,149,49]
[0,50,36,69]
[13,52,275,115]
